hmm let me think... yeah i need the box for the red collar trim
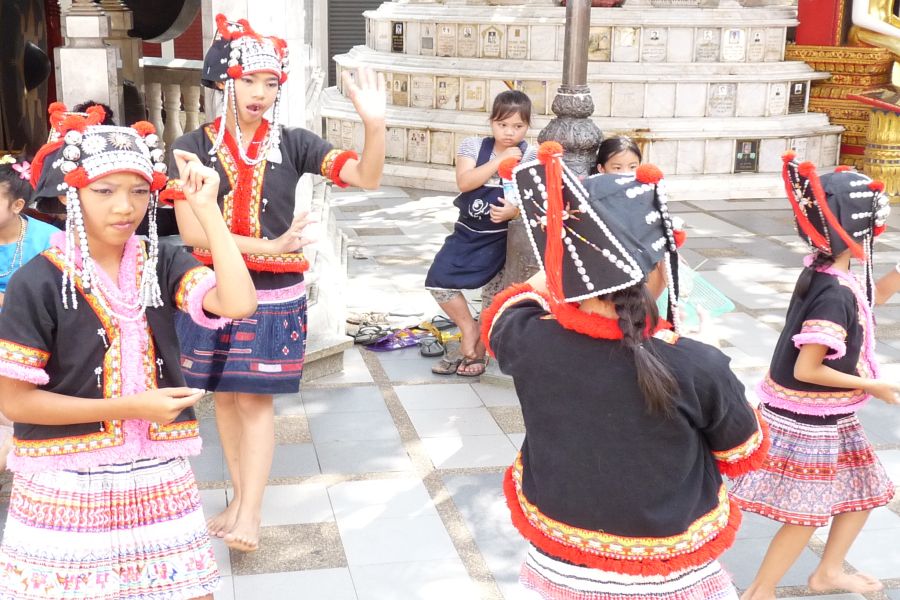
[552,301,671,340]
[214,117,270,164]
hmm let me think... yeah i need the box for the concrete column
[55,0,125,119]
[98,0,144,93]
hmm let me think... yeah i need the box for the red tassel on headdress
[227,65,244,79]
[539,142,566,308]
[151,171,167,192]
[782,158,830,253]
[64,166,90,189]
[869,180,885,193]
[85,105,106,124]
[635,164,663,185]
[673,229,687,248]
[131,121,156,137]
[875,225,887,236]
[29,139,64,188]
[803,162,865,261]
[47,101,67,116]
[834,165,852,173]
[498,157,520,181]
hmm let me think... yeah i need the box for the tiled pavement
[3,186,900,599]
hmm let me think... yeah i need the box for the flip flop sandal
[431,315,456,331]
[456,356,488,377]
[352,325,390,345]
[347,312,390,326]
[418,335,445,357]
[432,355,463,375]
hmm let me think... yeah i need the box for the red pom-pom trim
[869,180,885,193]
[227,65,244,79]
[782,150,796,163]
[85,105,106,125]
[673,229,687,248]
[328,150,359,188]
[279,72,288,84]
[498,157,520,180]
[797,161,817,178]
[47,101,67,115]
[537,141,564,165]
[635,163,663,185]
[481,282,537,358]
[151,171,167,192]
[64,166,90,189]
[131,121,156,137]
[834,165,852,173]
[716,412,771,479]
[29,140,63,188]
[215,13,235,40]
[59,114,88,134]
[875,224,887,237]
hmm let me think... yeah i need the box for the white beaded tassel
[209,79,231,156]
[140,193,164,308]
[61,186,79,309]
[266,86,283,164]
[230,80,268,166]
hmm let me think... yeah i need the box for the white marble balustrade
[142,58,205,154]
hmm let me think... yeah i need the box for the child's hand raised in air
[128,387,205,424]
[173,149,221,215]
[342,67,386,126]
[865,380,900,405]
[490,196,519,223]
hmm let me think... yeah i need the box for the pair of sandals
[432,354,488,377]
[418,316,459,358]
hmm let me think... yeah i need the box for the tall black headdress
[782,152,889,305]
[511,141,682,331]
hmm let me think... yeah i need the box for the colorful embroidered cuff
[714,411,771,478]
[321,149,359,188]
[175,266,231,330]
[792,319,847,360]
[0,341,49,385]
[158,180,186,206]
[0,360,49,386]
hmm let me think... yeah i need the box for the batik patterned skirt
[729,404,894,527]
[178,281,308,394]
[0,457,219,599]
[520,546,738,600]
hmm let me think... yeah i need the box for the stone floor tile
[395,383,484,410]
[720,537,823,589]
[378,356,472,384]
[316,438,413,474]
[674,212,756,238]
[310,347,374,385]
[489,406,525,434]
[301,385,386,414]
[350,558,479,600]
[338,515,459,566]
[843,528,900,579]
[213,576,234,600]
[199,489,228,522]
[421,435,518,469]
[232,568,357,600]
[190,443,226,483]
[470,382,520,407]
[231,523,347,576]
[780,595,866,599]
[508,433,525,449]
[268,443,320,478]
[406,407,504,438]
[211,538,232,578]
[875,449,900,482]
[329,478,436,525]
[273,392,304,416]
[812,506,900,542]
[886,589,900,600]
[199,417,222,446]
[735,510,783,540]
[261,483,334,526]
[274,414,312,444]
[308,409,400,443]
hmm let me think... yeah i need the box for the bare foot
[206,498,240,539]
[458,323,479,359]
[808,570,884,594]
[739,586,776,600]
[224,513,261,552]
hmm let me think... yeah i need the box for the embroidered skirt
[729,405,894,527]
[178,281,308,394]
[520,546,738,600]
[0,457,219,599]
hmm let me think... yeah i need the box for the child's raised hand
[866,380,900,405]
[342,67,386,126]
[268,212,316,254]
[490,196,519,223]
[128,387,205,424]
[173,149,220,213]
[498,146,523,161]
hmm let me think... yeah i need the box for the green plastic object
[657,262,734,328]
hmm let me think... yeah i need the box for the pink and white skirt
[520,545,738,600]
[0,457,219,599]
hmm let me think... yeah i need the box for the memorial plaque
[788,81,807,114]
[462,79,487,111]
[436,77,460,110]
[613,27,639,62]
[431,131,454,165]
[341,121,355,150]
[516,80,548,115]
[420,23,436,56]
[765,28,784,61]
[641,28,667,63]
[436,24,457,57]
[721,28,746,62]
[391,21,405,53]
[694,28,721,62]
[822,135,839,165]
[767,82,787,116]
[747,28,766,62]
[411,75,435,109]
[385,127,406,160]
[366,19,372,48]
[481,25,505,59]
[530,25,556,60]
[326,119,341,148]
[790,137,809,162]
[734,139,760,173]
[707,83,737,117]
[391,74,410,107]
[507,26,528,60]
[374,20,391,52]
[587,27,612,61]
[458,25,478,58]
[407,130,429,163]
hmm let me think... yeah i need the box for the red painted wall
[142,10,203,60]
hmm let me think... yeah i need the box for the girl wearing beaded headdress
[164,14,385,552]
[731,156,897,600]
[482,142,769,600]
[0,108,257,599]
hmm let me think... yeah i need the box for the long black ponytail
[793,252,835,300]
[609,284,678,417]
